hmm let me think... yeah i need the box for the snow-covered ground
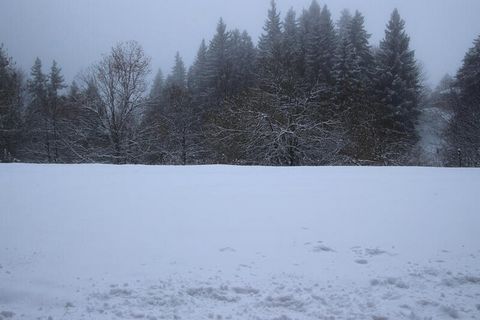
[417,106,452,166]
[1,164,480,320]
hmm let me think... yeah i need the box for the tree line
[1,0,479,166]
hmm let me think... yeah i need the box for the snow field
[0,164,479,319]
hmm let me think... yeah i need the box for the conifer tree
[143,68,165,141]
[162,53,197,164]
[27,58,48,114]
[375,9,420,162]
[150,69,164,102]
[227,29,256,95]
[47,60,66,162]
[317,5,337,87]
[337,9,352,41]
[303,0,322,86]
[334,22,373,161]
[349,11,374,82]
[257,0,283,89]
[447,35,480,165]
[188,39,208,102]
[282,8,302,88]
[205,18,231,106]
[26,57,51,162]
[456,35,480,103]
[0,45,22,161]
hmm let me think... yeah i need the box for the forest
[1,0,479,166]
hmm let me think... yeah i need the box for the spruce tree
[47,60,66,162]
[349,11,374,82]
[317,5,337,87]
[227,29,256,95]
[456,35,480,103]
[447,35,480,165]
[334,13,375,161]
[27,58,48,114]
[376,9,420,161]
[150,68,164,101]
[170,52,187,88]
[143,68,165,135]
[282,8,302,84]
[48,61,65,97]
[240,31,257,89]
[302,2,337,90]
[334,35,360,105]
[205,18,231,106]
[257,0,283,89]
[334,10,374,105]
[0,45,22,161]
[337,9,352,41]
[303,0,322,86]
[163,53,195,165]
[27,57,51,162]
[188,39,208,101]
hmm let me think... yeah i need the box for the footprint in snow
[312,245,335,253]
[365,248,389,256]
[0,311,15,319]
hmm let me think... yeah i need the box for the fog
[1,0,479,87]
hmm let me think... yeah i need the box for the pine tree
[376,9,420,162]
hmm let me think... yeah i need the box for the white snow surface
[1,164,480,320]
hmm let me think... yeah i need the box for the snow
[0,164,479,320]
[417,106,452,165]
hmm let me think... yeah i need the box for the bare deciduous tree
[78,41,151,163]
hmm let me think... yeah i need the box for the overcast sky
[1,0,480,87]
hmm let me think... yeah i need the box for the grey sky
[1,0,479,88]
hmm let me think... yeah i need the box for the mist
[1,0,480,87]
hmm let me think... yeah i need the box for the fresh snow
[0,164,480,320]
